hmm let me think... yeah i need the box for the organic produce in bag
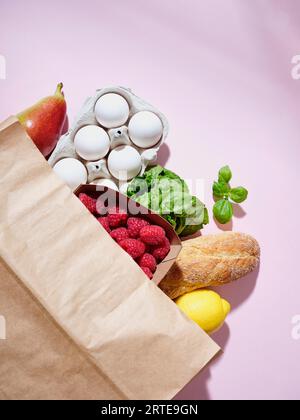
[0,118,220,400]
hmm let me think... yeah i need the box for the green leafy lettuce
[126,165,209,237]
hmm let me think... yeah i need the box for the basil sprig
[212,165,248,224]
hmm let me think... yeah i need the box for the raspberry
[141,266,153,279]
[152,237,171,262]
[108,206,128,228]
[79,193,97,214]
[98,217,111,233]
[138,253,157,273]
[139,225,166,246]
[119,239,145,259]
[110,227,129,242]
[127,217,150,238]
[144,244,152,253]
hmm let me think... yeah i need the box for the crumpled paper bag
[0,117,220,400]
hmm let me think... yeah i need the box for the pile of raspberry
[79,193,171,279]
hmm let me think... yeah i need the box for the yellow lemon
[175,289,231,334]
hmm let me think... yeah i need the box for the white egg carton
[48,86,169,191]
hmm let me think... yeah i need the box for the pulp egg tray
[48,86,169,192]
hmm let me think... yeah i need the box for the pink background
[1,0,300,400]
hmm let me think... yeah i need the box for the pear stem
[55,82,64,97]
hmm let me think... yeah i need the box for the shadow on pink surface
[216,264,260,312]
[174,324,230,400]
[156,143,171,167]
[234,204,247,219]
[174,266,259,400]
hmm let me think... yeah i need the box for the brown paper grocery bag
[0,258,124,400]
[0,118,220,400]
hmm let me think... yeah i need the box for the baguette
[159,232,260,299]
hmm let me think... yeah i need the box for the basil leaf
[218,165,232,183]
[229,186,248,203]
[213,181,230,198]
[213,199,233,224]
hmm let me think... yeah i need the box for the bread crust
[159,232,260,299]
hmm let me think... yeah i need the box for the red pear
[17,83,67,157]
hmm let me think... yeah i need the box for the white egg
[53,158,87,191]
[92,178,119,191]
[95,93,130,128]
[128,111,163,148]
[108,146,142,181]
[74,125,110,161]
